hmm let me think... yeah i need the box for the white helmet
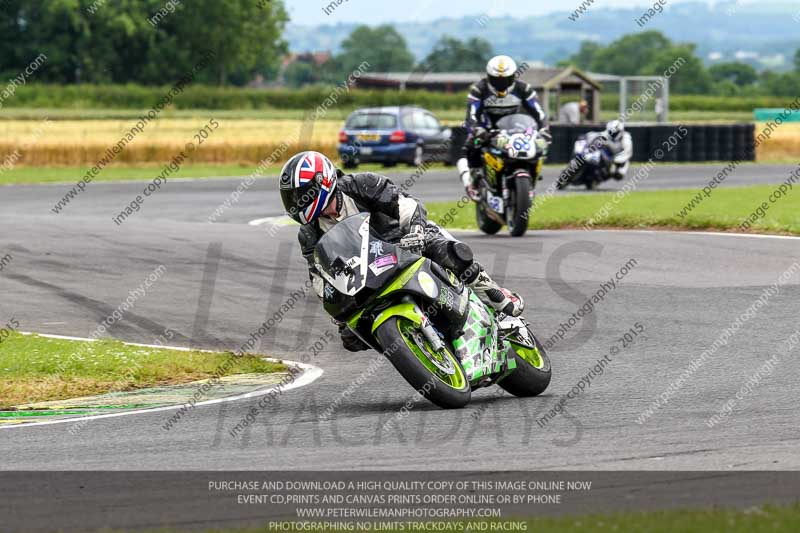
[486,55,517,96]
[606,120,624,142]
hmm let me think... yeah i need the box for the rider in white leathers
[588,120,633,180]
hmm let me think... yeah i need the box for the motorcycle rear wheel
[375,317,471,409]
[476,203,503,235]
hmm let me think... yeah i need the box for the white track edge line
[420,228,800,240]
[585,229,800,240]
[0,332,323,430]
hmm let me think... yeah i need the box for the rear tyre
[499,333,551,397]
[476,202,502,235]
[375,317,471,409]
[507,177,531,237]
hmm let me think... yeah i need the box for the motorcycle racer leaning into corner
[457,55,550,200]
[279,150,525,352]
[587,119,634,180]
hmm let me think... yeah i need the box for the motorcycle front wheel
[499,332,552,397]
[507,177,531,237]
[375,317,471,409]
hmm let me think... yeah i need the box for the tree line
[283,25,493,87]
[290,26,800,98]
[563,31,800,97]
[0,0,288,85]
[1,2,797,97]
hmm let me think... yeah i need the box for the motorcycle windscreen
[314,213,370,296]
[495,113,537,134]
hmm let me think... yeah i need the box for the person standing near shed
[558,100,588,124]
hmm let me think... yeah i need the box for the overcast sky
[285,0,756,25]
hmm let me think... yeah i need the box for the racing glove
[471,126,489,147]
[399,224,426,254]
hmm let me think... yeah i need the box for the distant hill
[285,1,800,71]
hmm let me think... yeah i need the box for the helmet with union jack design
[279,151,339,224]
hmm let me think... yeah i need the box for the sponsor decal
[488,194,504,213]
[369,241,384,256]
[438,287,456,309]
[418,271,438,298]
[323,283,335,300]
[369,253,397,276]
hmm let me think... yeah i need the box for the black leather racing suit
[463,78,547,168]
[298,172,481,351]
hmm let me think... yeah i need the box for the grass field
[0,107,756,122]
[0,110,792,166]
[428,184,800,235]
[0,111,794,166]
[0,118,343,166]
[0,332,286,409]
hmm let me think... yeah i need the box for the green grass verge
[0,162,386,185]
[2,162,786,187]
[174,503,800,533]
[427,184,800,235]
[0,163,262,185]
[0,332,286,409]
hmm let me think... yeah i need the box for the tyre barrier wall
[448,124,756,165]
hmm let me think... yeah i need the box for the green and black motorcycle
[314,213,551,409]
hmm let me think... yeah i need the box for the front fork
[412,299,446,353]
[369,296,446,353]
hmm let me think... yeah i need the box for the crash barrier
[448,124,756,164]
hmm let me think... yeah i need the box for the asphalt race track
[1,162,799,473]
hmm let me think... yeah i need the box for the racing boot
[468,268,525,317]
[457,157,481,201]
[610,161,629,181]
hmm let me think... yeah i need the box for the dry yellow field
[0,119,341,166]
[0,118,794,166]
[755,121,800,161]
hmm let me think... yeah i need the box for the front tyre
[507,176,531,237]
[499,333,551,397]
[375,317,471,409]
